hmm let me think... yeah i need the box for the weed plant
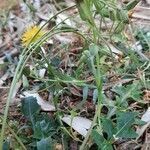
[0,0,149,149]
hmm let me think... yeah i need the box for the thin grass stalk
[0,116,26,150]
[17,28,86,82]
[0,29,85,150]
[80,49,102,150]
[21,5,76,56]
[0,5,76,149]
[7,125,27,150]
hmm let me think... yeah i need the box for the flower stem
[80,50,102,150]
[0,5,76,149]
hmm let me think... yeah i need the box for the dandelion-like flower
[21,25,45,47]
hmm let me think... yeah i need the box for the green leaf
[82,86,88,101]
[102,118,115,139]
[89,44,99,56]
[3,140,10,150]
[115,111,138,138]
[22,66,30,76]
[51,57,61,67]
[21,96,40,118]
[116,9,128,23]
[94,1,110,19]
[76,0,95,25]
[114,22,126,34]
[93,89,98,104]
[76,0,87,21]
[92,130,113,150]
[135,29,150,51]
[115,95,128,108]
[94,0,104,11]
[33,119,56,139]
[37,138,53,150]
[113,83,141,103]
[22,75,29,89]
[126,0,140,10]
[92,130,104,147]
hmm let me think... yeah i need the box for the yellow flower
[21,25,45,47]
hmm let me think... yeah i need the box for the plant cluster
[0,0,149,149]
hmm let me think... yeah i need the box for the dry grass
[0,0,19,11]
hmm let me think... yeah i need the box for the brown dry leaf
[0,88,8,114]
[0,0,19,11]
[141,131,150,150]
[143,90,150,101]
[70,87,82,97]
[0,72,9,86]
[103,78,133,90]
[54,144,63,150]
[116,141,141,150]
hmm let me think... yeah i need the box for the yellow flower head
[21,25,45,47]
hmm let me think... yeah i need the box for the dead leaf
[107,43,123,56]
[132,6,150,20]
[141,107,150,122]
[56,13,72,27]
[0,0,19,11]
[12,80,22,102]
[70,87,82,97]
[141,132,150,150]
[143,90,150,101]
[136,107,150,140]
[61,115,92,137]
[0,72,9,86]
[38,68,46,78]
[22,91,55,111]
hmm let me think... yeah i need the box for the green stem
[0,5,76,149]
[80,51,103,150]
[7,125,27,150]
[79,105,99,150]
[21,4,76,56]
[0,57,24,149]
[17,28,86,82]
[0,116,26,150]
[95,54,102,132]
